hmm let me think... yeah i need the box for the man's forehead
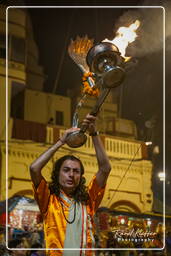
[62,159,81,168]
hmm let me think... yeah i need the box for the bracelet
[89,131,99,136]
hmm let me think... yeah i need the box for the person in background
[28,242,45,256]
[8,238,27,256]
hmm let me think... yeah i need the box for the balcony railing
[10,118,147,160]
[105,137,143,159]
[58,130,146,160]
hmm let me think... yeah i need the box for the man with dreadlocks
[30,113,111,256]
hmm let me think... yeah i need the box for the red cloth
[12,119,46,143]
[0,212,6,225]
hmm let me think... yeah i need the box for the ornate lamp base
[65,131,87,148]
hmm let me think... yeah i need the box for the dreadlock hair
[49,155,90,203]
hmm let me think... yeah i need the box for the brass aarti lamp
[66,36,126,148]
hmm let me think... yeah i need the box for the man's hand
[59,127,80,144]
[82,114,97,135]
[59,113,97,145]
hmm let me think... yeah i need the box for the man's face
[59,159,82,195]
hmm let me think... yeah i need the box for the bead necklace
[60,200,76,224]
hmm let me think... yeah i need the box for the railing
[59,129,144,159]
[46,126,55,144]
[105,137,142,159]
[10,118,146,160]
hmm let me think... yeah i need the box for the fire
[103,20,140,61]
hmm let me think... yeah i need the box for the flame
[102,20,140,61]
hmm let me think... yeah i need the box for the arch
[110,200,141,213]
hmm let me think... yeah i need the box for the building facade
[0,6,153,214]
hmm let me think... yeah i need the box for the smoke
[113,0,171,57]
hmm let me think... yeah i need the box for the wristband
[89,131,99,136]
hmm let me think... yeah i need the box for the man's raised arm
[82,114,111,188]
[29,127,80,188]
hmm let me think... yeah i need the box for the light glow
[145,141,153,146]
[158,172,165,181]
[102,20,140,61]
[147,219,152,226]
[120,218,125,224]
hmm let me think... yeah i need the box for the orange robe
[33,175,105,256]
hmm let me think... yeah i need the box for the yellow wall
[24,89,71,126]
[0,6,153,215]
[0,76,26,141]
[77,96,137,138]
[0,76,6,141]
[77,96,118,133]
[0,7,26,141]
[1,130,153,213]
[7,8,26,37]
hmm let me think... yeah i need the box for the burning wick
[103,20,140,62]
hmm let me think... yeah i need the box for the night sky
[28,7,127,94]
[4,0,171,208]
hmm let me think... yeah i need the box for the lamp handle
[80,88,111,133]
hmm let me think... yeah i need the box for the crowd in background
[0,225,170,256]
[0,224,45,256]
